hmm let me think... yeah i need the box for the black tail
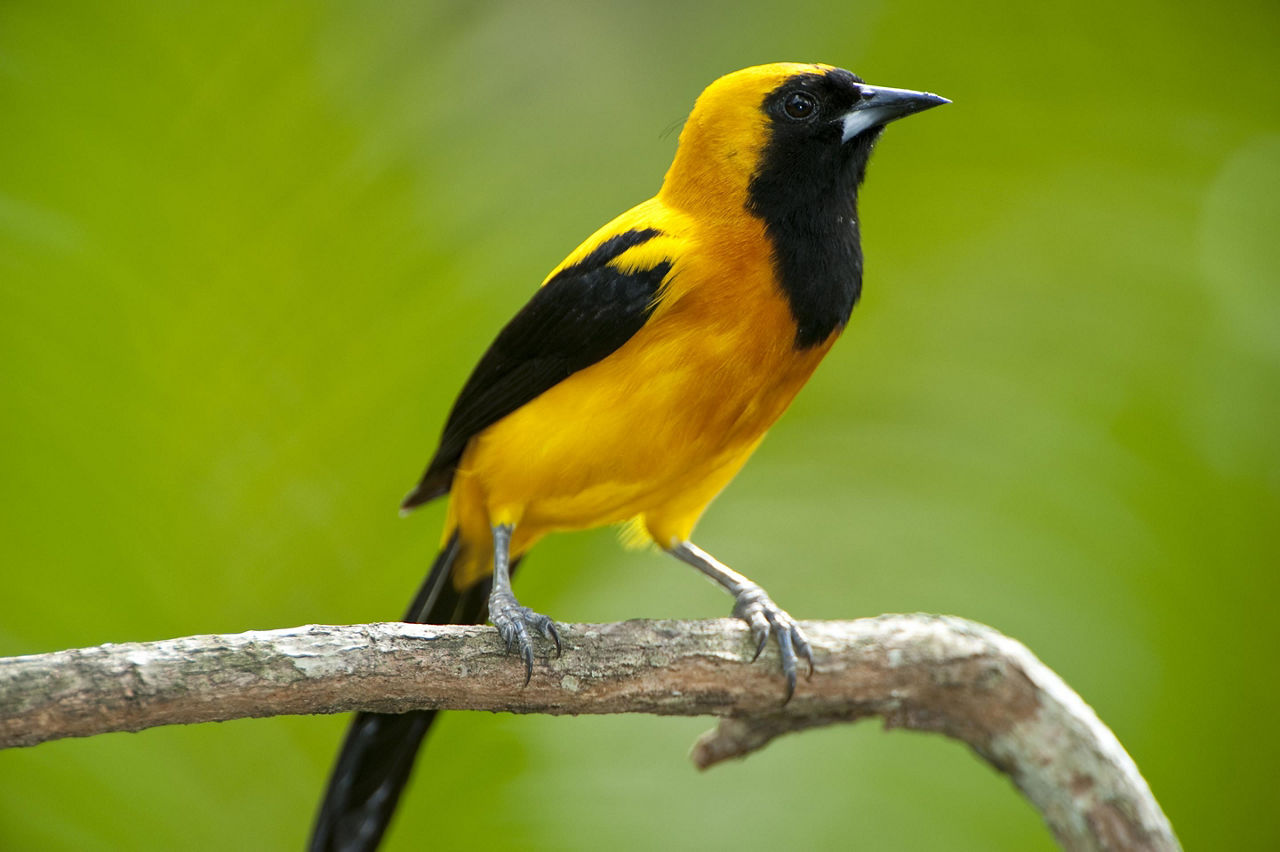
[309,531,495,852]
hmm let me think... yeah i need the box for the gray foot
[732,586,814,702]
[489,587,561,684]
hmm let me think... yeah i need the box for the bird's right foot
[488,587,561,684]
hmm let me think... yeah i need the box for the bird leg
[667,541,814,701]
[488,523,561,684]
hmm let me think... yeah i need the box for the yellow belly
[443,211,836,587]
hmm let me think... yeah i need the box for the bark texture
[0,615,1179,851]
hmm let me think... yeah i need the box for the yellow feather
[446,64,849,584]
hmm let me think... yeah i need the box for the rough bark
[0,615,1178,851]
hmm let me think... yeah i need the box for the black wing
[401,227,670,510]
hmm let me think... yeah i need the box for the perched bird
[311,62,946,852]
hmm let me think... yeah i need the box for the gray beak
[840,84,950,142]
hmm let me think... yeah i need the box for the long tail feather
[309,531,493,852]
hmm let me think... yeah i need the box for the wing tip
[399,476,449,514]
[399,490,427,515]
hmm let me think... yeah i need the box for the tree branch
[0,615,1178,851]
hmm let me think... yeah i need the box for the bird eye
[782,91,818,120]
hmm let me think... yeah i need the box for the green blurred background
[2,0,1277,849]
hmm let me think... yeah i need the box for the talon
[795,631,815,679]
[545,621,563,657]
[776,628,798,704]
[751,630,769,662]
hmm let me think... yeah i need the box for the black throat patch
[747,71,875,349]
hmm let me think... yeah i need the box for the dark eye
[782,91,818,120]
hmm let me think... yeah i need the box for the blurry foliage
[2,0,1278,849]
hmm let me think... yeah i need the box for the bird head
[660,63,948,218]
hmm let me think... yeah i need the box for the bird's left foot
[731,585,814,702]
[666,541,814,702]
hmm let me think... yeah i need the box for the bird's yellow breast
[444,197,833,582]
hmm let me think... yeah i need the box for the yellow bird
[312,62,946,852]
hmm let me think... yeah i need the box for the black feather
[748,69,875,349]
[309,533,522,852]
[401,227,669,510]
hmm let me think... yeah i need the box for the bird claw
[732,588,814,703]
[489,592,560,685]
